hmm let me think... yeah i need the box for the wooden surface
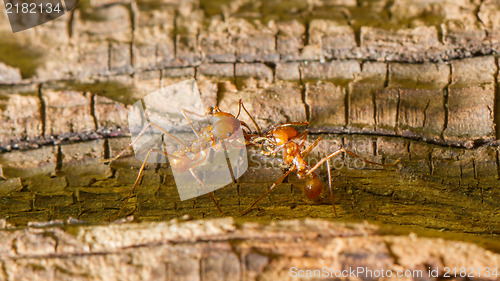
[0,0,499,149]
[0,0,499,279]
[0,218,498,281]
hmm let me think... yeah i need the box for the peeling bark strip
[1,0,500,82]
[0,218,498,281]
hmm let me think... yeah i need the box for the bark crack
[38,84,47,138]
[422,99,430,129]
[429,147,434,175]
[395,89,401,134]
[173,10,179,59]
[90,93,98,130]
[476,0,489,38]
[66,8,75,39]
[496,149,500,180]
[107,42,112,74]
[383,240,401,266]
[345,84,350,129]
[441,64,452,140]
[298,66,310,122]
[1,261,9,281]
[494,57,499,140]
[129,0,138,71]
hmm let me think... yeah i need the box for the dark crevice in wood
[129,0,137,70]
[406,142,411,161]
[494,57,499,140]
[429,148,434,175]
[159,69,163,88]
[298,66,310,122]
[66,8,75,39]
[384,0,395,22]
[395,89,400,134]
[103,138,111,160]
[496,149,500,180]
[173,11,179,59]
[384,63,390,88]
[345,84,350,129]
[441,64,452,140]
[476,0,489,38]
[90,93,98,130]
[55,145,63,174]
[302,21,310,52]
[422,99,430,129]
[473,159,478,180]
[437,24,445,45]
[37,84,47,138]
[107,42,112,74]
[263,62,276,84]
[1,260,9,281]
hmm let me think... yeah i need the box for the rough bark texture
[0,218,498,281]
[0,0,499,149]
[0,0,499,279]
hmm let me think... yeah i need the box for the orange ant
[105,100,260,220]
[241,114,400,216]
[107,98,398,220]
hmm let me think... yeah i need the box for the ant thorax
[191,130,213,151]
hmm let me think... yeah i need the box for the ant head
[210,115,241,140]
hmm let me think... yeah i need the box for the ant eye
[227,132,231,136]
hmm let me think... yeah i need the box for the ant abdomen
[170,155,191,173]
[303,174,323,200]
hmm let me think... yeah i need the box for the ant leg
[164,149,223,215]
[104,122,190,165]
[294,131,309,150]
[275,122,309,129]
[241,135,322,216]
[189,168,225,215]
[261,131,309,156]
[304,147,400,178]
[236,99,262,135]
[301,136,322,157]
[181,109,202,138]
[304,148,345,177]
[326,160,338,218]
[181,108,210,119]
[102,123,154,164]
[239,121,254,134]
[241,167,296,216]
[146,149,224,214]
[108,148,157,221]
[150,122,189,148]
[235,100,242,118]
